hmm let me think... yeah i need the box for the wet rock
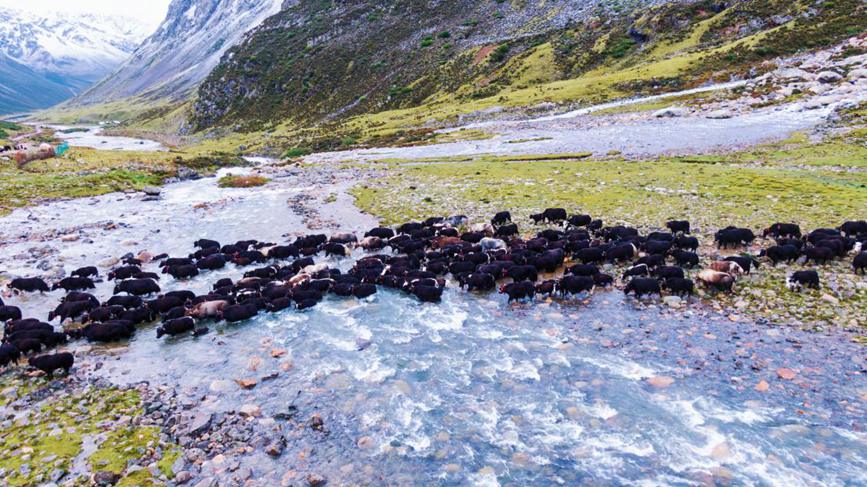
[654,107,688,118]
[816,71,842,83]
[235,378,258,389]
[755,380,770,392]
[98,257,120,268]
[93,471,120,486]
[849,68,867,80]
[776,368,797,380]
[306,474,326,486]
[49,468,65,482]
[177,167,201,181]
[706,109,733,120]
[186,412,213,437]
[266,440,285,457]
[309,414,324,431]
[647,376,675,388]
[209,380,232,393]
[239,404,261,417]
[175,471,193,484]
[142,186,162,197]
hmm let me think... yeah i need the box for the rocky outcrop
[71,0,283,106]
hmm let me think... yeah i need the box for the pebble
[239,404,261,417]
[776,368,797,380]
[647,376,675,388]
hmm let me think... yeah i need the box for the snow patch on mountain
[0,7,151,83]
[72,0,283,105]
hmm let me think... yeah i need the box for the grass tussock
[217,174,270,188]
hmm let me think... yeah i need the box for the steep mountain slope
[72,0,283,106]
[0,7,150,114]
[191,0,865,141]
[0,53,77,113]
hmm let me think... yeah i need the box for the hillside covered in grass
[186,0,864,152]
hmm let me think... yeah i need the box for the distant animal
[106,295,144,309]
[48,300,96,322]
[662,278,694,297]
[653,266,685,280]
[854,252,867,274]
[724,255,760,274]
[499,282,535,302]
[9,278,49,293]
[71,266,99,278]
[666,220,690,234]
[557,275,594,296]
[839,221,867,237]
[696,270,735,292]
[804,246,834,265]
[113,279,160,296]
[709,261,744,275]
[163,264,199,279]
[107,265,141,281]
[761,245,800,265]
[491,211,512,226]
[787,270,820,291]
[624,278,660,299]
[1,343,21,368]
[221,303,259,323]
[763,223,801,239]
[83,322,135,342]
[567,214,592,228]
[459,273,496,292]
[623,264,649,278]
[157,317,196,338]
[673,250,699,268]
[52,277,95,292]
[28,352,74,377]
[0,306,23,322]
[194,239,221,249]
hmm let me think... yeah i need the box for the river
[49,124,168,152]
[0,145,865,485]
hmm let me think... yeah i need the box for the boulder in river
[706,110,733,120]
[142,186,162,197]
[653,107,688,118]
[816,71,843,83]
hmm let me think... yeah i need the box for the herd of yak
[1,208,866,378]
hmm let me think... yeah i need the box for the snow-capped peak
[0,6,152,82]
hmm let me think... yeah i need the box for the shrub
[282,147,311,158]
[490,44,510,63]
[217,175,270,188]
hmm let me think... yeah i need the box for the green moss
[0,385,145,486]
[156,447,182,479]
[88,426,160,474]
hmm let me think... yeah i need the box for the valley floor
[1,40,866,485]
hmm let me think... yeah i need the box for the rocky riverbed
[0,153,865,485]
